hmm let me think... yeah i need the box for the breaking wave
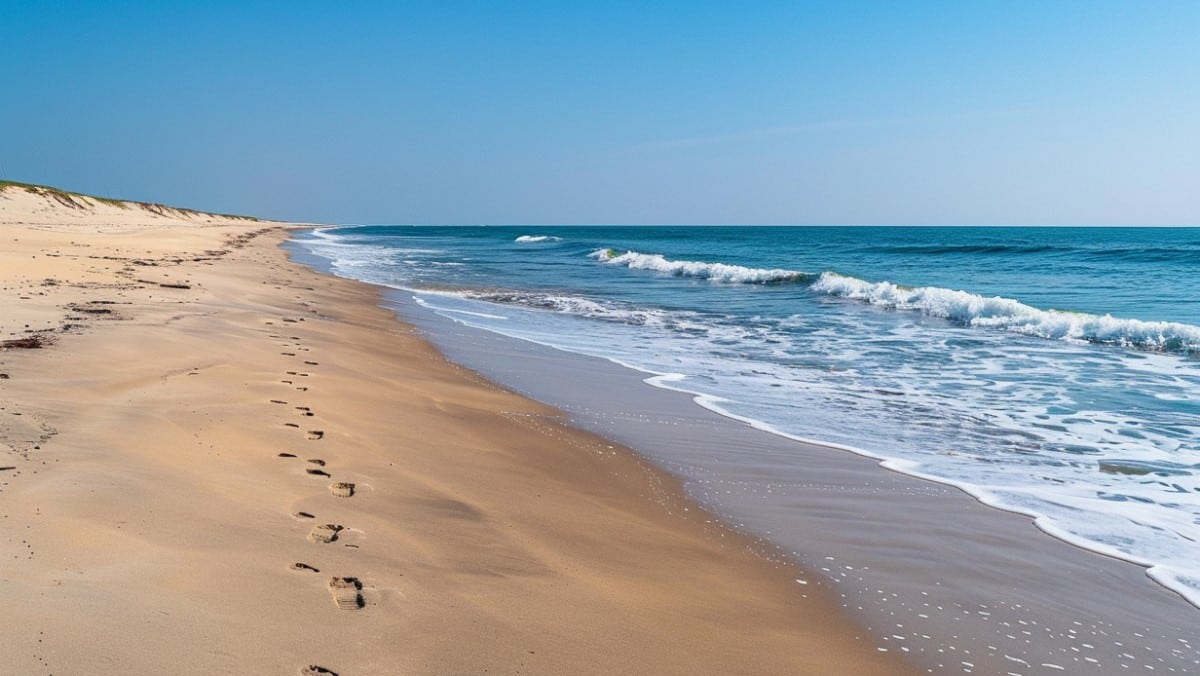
[515,235,562,243]
[588,246,1200,354]
[591,248,811,284]
[811,272,1200,354]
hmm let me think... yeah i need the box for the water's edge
[286,235,1200,675]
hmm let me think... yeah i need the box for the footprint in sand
[328,577,363,610]
[271,399,287,405]
[329,482,355,498]
[307,524,343,543]
[277,452,297,458]
[307,430,324,440]
[304,360,318,366]
[291,562,320,573]
[294,511,316,519]
[307,459,326,467]
[306,467,331,478]
[296,406,314,417]
[300,666,338,676]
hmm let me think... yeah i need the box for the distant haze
[2,2,1197,225]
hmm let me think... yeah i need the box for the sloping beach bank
[0,185,913,674]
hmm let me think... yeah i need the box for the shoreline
[0,197,913,673]
[291,237,1200,674]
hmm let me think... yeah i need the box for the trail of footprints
[266,316,362,676]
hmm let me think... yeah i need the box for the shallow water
[291,224,1200,608]
[388,287,1200,676]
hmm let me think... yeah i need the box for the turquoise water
[293,225,1200,606]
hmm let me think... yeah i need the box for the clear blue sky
[2,1,1197,225]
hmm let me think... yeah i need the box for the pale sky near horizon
[2,1,1197,225]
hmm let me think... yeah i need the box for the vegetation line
[0,180,259,221]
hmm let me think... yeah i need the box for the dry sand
[0,185,916,675]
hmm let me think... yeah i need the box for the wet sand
[0,186,914,674]
[383,279,1200,675]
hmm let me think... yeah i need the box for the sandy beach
[0,184,916,674]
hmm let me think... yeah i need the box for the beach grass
[0,179,258,221]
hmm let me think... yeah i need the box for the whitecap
[810,272,1200,354]
[591,248,810,285]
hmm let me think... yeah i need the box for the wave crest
[515,235,562,243]
[591,249,810,285]
[811,272,1200,353]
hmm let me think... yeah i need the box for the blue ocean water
[292,225,1200,606]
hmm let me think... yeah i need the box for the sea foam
[515,235,562,243]
[591,249,810,284]
[591,247,1200,353]
[297,225,1200,615]
[810,272,1200,353]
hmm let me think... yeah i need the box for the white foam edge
[411,290,1200,610]
[293,237,1200,611]
[411,295,508,320]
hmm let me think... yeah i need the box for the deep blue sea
[293,225,1200,606]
